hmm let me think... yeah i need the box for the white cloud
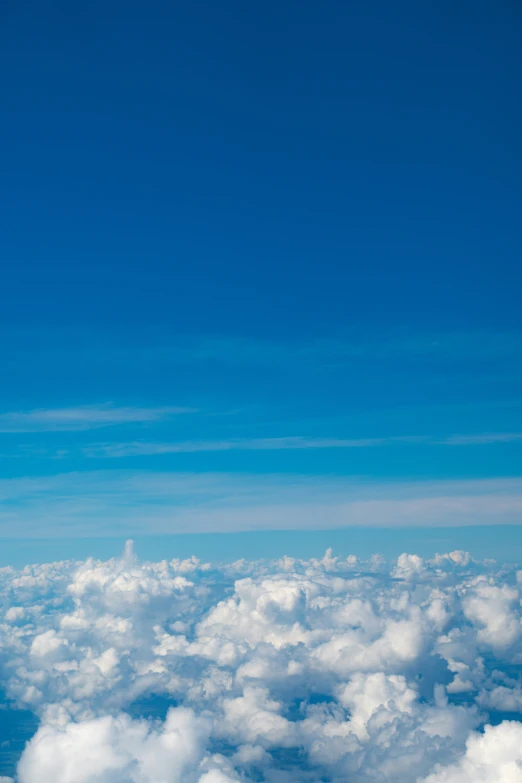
[462,579,522,650]
[0,545,521,782]
[0,404,196,432]
[440,433,522,446]
[1,472,522,537]
[83,431,522,458]
[17,707,212,783]
[83,435,423,457]
[419,721,522,783]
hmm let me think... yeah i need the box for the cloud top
[0,544,522,781]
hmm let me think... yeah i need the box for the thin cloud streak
[0,472,521,537]
[83,432,522,458]
[439,433,522,445]
[84,435,423,457]
[7,328,522,368]
[142,330,522,365]
[0,404,197,432]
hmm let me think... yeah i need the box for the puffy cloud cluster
[420,721,522,782]
[17,707,239,783]
[1,544,522,782]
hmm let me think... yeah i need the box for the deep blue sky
[0,0,521,556]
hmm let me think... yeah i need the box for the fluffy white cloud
[420,721,522,782]
[17,707,213,783]
[0,545,521,782]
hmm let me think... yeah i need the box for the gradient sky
[1,0,521,561]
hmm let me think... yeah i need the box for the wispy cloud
[0,472,521,537]
[0,403,197,432]
[7,328,522,368]
[438,433,522,445]
[82,435,421,458]
[82,432,522,458]
[140,330,522,367]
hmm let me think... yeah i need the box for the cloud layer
[1,544,522,781]
[2,472,522,538]
[83,432,522,458]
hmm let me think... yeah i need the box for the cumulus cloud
[419,721,522,783]
[17,707,214,783]
[0,544,521,781]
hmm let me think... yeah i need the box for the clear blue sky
[1,0,521,561]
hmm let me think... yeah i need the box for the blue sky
[1,0,521,562]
